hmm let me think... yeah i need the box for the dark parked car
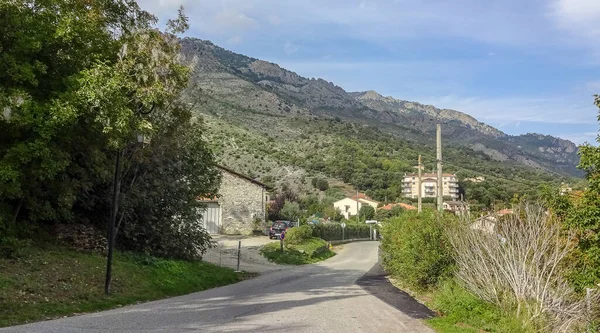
[269,220,293,239]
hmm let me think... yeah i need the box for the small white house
[333,193,379,220]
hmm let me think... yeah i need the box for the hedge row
[311,224,372,241]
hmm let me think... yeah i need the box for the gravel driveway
[202,235,284,273]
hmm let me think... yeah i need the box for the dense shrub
[311,223,371,241]
[315,178,329,191]
[268,189,299,221]
[359,205,375,220]
[429,280,532,333]
[261,237,334,265]
[285,225,313,245]
[380,209,455,291]
[374,205,403,221]
[0,237,32,259]
[279,200,301,221]
[448,204,598,332]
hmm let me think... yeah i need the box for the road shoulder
[356,261,436,320]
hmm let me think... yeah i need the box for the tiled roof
[351,193,374,201]
[496,209,513,216]
[380,203,417,211]
[405,173,456,177]
[216,165,273,190]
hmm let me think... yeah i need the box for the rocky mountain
[349,91,580,175]
[349,90,504,138]
[178,37,582,185]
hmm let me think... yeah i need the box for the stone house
[199,166,272,235]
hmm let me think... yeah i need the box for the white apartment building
[401,173,460,200]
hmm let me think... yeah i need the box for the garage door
[202,203,221,234]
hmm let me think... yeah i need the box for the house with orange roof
[333,193,379,220]
[496,208,513,216]
[379,202,417,211]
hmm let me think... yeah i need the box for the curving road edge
[1,242,434,333]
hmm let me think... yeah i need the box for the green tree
[268,189,298,221]
[280,200,301,222]
[316,179,329,191]
[0,2,220,260]
[539,95,600,291]
[375,205,403,221]
[0,0,155,230]
[311,177,329,191]
[562,94,600,289]
[380,209,455,291]
[323,206,343,222]
[359,205,375,221]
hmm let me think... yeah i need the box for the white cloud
[417,94,596,125]
[213,9,258,32]
[549,0,600,43]
[559,132,598,145]
[268,15,282,26]
[136,0,187,15]
[265,0,551,47]
[227,36,243,45]
[283,42,299,55]
[585,81,600,92]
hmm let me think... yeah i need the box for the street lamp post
[104,102,153,295]
[104,148,122,295]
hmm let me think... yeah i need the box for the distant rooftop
[405,173,456,178]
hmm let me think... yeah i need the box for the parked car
[269,220,293,239]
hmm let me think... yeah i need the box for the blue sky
[139,0,600,144]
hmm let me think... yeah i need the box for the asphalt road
[2,242,434,333]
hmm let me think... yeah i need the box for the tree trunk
[11,200,23,228]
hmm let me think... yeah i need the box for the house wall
[360,199,379,209]
[219,171,265,235]
[333,198,363,220]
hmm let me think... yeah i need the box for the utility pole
[436,124,443,212]
[418,155,423,213]
[413,155,423,213]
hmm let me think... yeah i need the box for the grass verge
[0,245,249,328]
[425,280,533,333]
[260,237,335,265]
[388,278,534,333]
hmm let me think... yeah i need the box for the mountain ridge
[179,37,581,178]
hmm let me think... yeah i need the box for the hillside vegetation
[180,37,580,206]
